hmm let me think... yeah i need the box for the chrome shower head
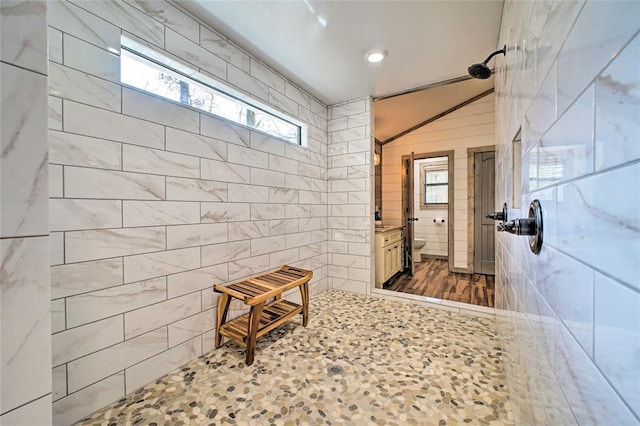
[468,45,506,79]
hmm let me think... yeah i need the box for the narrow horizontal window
[120,36,304,145]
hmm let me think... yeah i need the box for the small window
[422,166,448,206]
[120,36,304,145]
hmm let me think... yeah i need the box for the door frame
[401,150,455,272]
[467,145,496,273]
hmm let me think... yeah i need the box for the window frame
[420,164,449,208]
[119,36,307,146]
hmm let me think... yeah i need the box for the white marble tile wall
[0,1,51,424]
[495,1,640,424]
[327,98,374,294]
[48,1,329,424]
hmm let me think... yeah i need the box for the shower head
[468,45,506,79]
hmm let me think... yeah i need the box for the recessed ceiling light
[365,49,387,63]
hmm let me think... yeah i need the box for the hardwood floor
[384,258,494,307]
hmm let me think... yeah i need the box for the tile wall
[495,0,640,424]
[0,1,52,424]
[381,94,495,270]
[327,97,375,295]
[47,1,329,424]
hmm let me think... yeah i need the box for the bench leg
[300,281,310,327]
[245,302,264,365]
[215,293,231,348]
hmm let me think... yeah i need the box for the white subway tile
[48,27,63,64]
[51,258,123,299]
[595,34,640,171]
[251,235,286,256]
[201,158,249,183]
[165,27,226,79]
[165,223,227,250]
[2,395,52,426]
[250,59,285,92]
[330,100,366,119]
[228,220,269,241]
[269,154,298,174]
[166,127,227,161]
[250,131,286,156]
[67,328,167,393]
[167,264,228,298]
[52,316,123,366]
[268,89,298,117]
[48,95,63,130]
[48,0,120,53]
[123,145,200,178]
[50,164,63,198]
[64,167,165,201]
[66,227,165,263]
[52,373,124,426]
[228,64,268,100]
[594,273,640,416]
[269,218,298,236]
[70,0,164,47]
[556,164,640,289]
[51,299,66,333]
[124,292,200,339]
[168,309,215,347]
[201,202,250,223]
[0,237,51,411]
[228,144,269,169]
[200,26,249,71]
[123,200,199,227]
[166,176,227,202]
[124,247,200,283]
[64,100,165,149]
[201,240,251,266]
[251,203,284,220]
[270,248,299,268]
[125,0,199,43]
[50,198,121,232]
[123,88,199,133]
[49,62,121,112]
[66,277,166,328]
[228,183,269,203]
[556,1,640,113]
[49,130,121,170]
[125,337,200,393]
[50,231,64,266]
[268,188,298,204]
[63,33,120,82]
[228,254,270,280]
[200,114,250,147]
[250,168,285,188]
[1,64,48,238]
[52,365,66,402]
[0,0,47,74]
[554,323,638,425]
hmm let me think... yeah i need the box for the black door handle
[407,217,419,222]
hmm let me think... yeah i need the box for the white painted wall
[381,94,495,270]
[496,1,640,424]
[413,159,448,258]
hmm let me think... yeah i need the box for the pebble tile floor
[78,290,513,426]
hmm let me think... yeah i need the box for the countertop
[374,225,403,233]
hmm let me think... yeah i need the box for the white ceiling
[181,1,504,106]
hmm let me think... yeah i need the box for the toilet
[413,238,426,263]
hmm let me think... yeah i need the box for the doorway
[401,151,454,274]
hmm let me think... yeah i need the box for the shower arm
[482,45,507,65]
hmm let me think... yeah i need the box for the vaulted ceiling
[181,0,504,140]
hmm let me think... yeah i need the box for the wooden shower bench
[213,265,313,365]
